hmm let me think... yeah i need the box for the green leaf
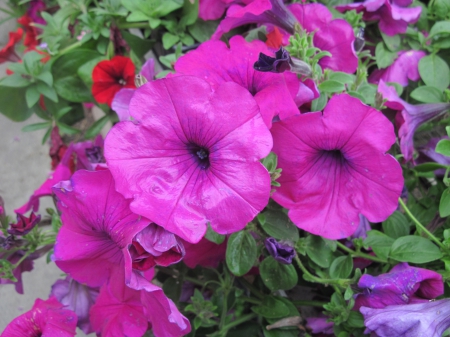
[381,32,401,52]
[22,122,52,132]
[35,72,53,87]
[382,211,410,239]
[329,256,353,279]
[56,122,80,135]
[429,21,450,39]
[356,83,377,105]
[263,328,298,337]
[204,223,225,245]
[311,93,327,111]
[375,42,397,69]
[84,115,110,139]
[260,210,299,242]
[36,82,58,102]
[188,19,219,43]
[122,31,155,59]
[54,77,93,102]
[52,49,102,81]
[389,236,442,263]
[0,74,31,87]
[305,235,334,268]
[0,86,35,121]
[436,139,450,157]
[77,56,106,87]
[419,54,450,91]
[182,0,198,26]
[162,32,180,50]
[440,187,450,217]
[26,85,41,108]
[251,296,289,319]
[347,311,365,328]
[22,51,44,74]
[259,256,298,291]
[414,162,450,172]
[347,91,365,102]
[328,72,355,84]
[410,86,445,103]
[226,231,257,276]
[363,230,394,261]
[318,80,345,93]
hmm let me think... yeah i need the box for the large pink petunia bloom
[172,36,316,128]
[378,80,450,162]
[336,0,422,36]
[271,94,403,239]
[105,76,272,243]
[369,50,426,86]
[1,297,77,337]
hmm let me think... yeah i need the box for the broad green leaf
[52,49,102,80]
[329,256,353,279]
[318,80,345,93]
[347,91,365,102]
[35,72,53,87]
[305,235,334,268]
[260,210,299,242]
[328,72,355,84]
[429,21,450,38]
[251,296,289,318]
[85,115,110,139]
[389,236,442,263]
[419,54,450,91]
[356,83,377,105]
[0,74,31,87]
[162,32,180,50]
[347,311,365,328]
[410,86,444,103]
[25,85,40,108]
[204,223,225,245]
[188,19,220,43]
[311,93,327,111]
[77,56,107,87]
[382,211,410,239]
[122,31,155,59]
[440,187,450,217]
[436,139,450,157]
[375,42,397,69]
[36,82,58,102]
[259,256,298,291]
[54,77,93,102]
[226,231,257,276]
[381,32,401,52]
[363,230,394,261]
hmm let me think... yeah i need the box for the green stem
[239,278,264,300]
[294,256,351,288]
[11,251,32,269]
[219,289,229,330]
[398,198,448,251]
[59,41,83,55]
[335,241,387,263]
[222,313,258,331]
[242,297,262,305]
[291,300,327,307]
[117,22,149,29]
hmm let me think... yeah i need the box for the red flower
[8,212,41,235]
[92,56,136,106]
[0,28,23,64]
[265,26,283,49]
[18,15,39,49]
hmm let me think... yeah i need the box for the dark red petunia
[0,28,23,64]
[92,56,136,106]
[18,15,39,49]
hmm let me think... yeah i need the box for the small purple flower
[361,298,450,337]
[264,237,295,264]
[85,146,104,163]
[7,212,41,236]
[378,80,450,162]
[355,263,443,310]
[306,316,334,335]
[417,137,450,176]
[351,214,372,240]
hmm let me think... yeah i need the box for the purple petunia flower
[105,76,273,243]
[51,276,99,334]
[171,36,317,128]
[378,80,450,162]
[264,237,295,264]
[2,297,77,336]
[306,316,334,335]
[336,0,422,36]
[361,298,450,337]
[369,50,426,86]
[355,263,443,310]
[418,137,450,175]
[271,94,404,239]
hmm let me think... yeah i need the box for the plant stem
[59,41,83,55]
[335,241,386,263]
[294,256,351,288]
[398,198,448,251]
[242,297,261,305]
[291,300,327,307]
[239,278,265,300]
[118,22,149,29]
[222,313,258,331]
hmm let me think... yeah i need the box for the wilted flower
[361,298,450,337]
[264,237,295,264]
[17,15,39,49]
[105,76,273,243]
[2,297,77,336]
[271,94,403,239]
[0,28,23,63]
[7,212,40,235]
[355,263,443,310]
[254,47,311,76]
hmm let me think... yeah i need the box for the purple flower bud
[8,212,41,236]
[85,146,104,164]
[361,299,450,337]
[254,47,291,73]
[264,237,295,264]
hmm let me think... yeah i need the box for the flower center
[190,145,210,169]
[118,78,127,85]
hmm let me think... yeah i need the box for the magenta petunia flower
[2,297,77,337]
[288,3,358,73]
[89,270,190,337]
[361,299,450,337]
[172,36,316,128]
[182,237,228,268]
[378,80,450,162]
[51,276,99,334]
[105,76,273,243]
[336,0,422,36]
[271,94,403,239]
[354,263,443,310]
[369,50,426,86]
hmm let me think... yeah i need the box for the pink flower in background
[2,297,77,337]
[271,94,403,239]
[172,36,316,127]
[355,263,443,310]
[369,50,426,86]
[51,276,99,334]
[378,80,450,162]
[105,76,272,243]
[182,237,228,268]
[336,0,422,36]
[288,3,358,73]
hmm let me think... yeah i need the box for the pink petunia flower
[172,36,317,128]
[182,237,228,268]
[369,50,426,86]
[336,0,422,36]
[271,94,403,239]
[2,297,77,337]
[378,80,450,162]
[105,76,273,243]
